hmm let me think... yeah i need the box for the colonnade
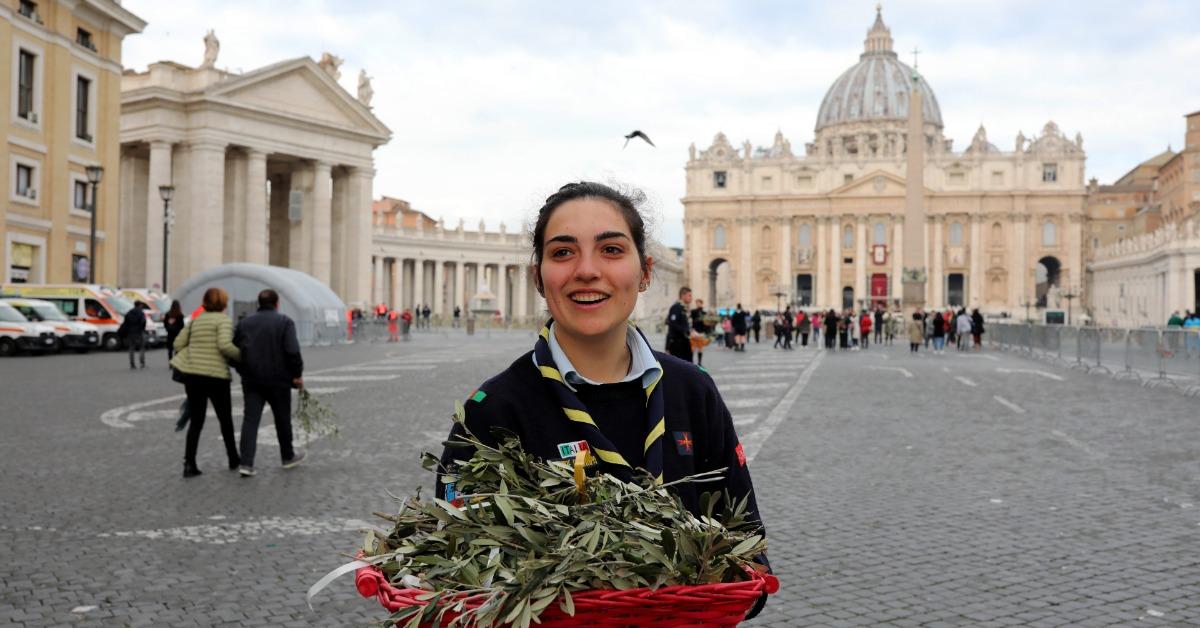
[368,256,539,320]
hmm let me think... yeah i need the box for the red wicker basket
[355,563,778,627]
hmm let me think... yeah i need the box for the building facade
[1087,111,1200,326]
[118,36,390,304]
[682,8,1087,315]
[369,197,685,326]
[2,0,145,284]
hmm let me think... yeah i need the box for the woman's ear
[531,264,544,296]
[639,256,654,292]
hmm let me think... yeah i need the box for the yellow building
[2,0,144,284]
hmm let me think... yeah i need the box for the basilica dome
[815,8,943,132]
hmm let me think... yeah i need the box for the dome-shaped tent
[173,263,346,346]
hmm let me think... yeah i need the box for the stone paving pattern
[1,327,1198,626]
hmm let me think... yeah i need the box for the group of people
[666,288,765,364]
[904,308,986,354]
[170,288,306,479]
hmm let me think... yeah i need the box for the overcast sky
[122,0,1200,248]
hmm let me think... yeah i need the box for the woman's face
[536,198,652,341]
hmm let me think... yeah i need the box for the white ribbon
[306,559,370,610]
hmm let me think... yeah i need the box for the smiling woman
[436,181,771,618]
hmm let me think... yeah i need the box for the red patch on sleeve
[735,443,746,467]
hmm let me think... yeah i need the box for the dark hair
[679,286,691,298]
[530,182,649,280]
[167,300,183,318]
[258,289,279,309]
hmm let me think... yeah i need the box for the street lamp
[159,185,175,292]
[1061,285,1080,326]
[85,165,104,283]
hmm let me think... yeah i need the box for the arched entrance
[1035,256,1062,308]
[842,286,854,310]
[708,258,733,310]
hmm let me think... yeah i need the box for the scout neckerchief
[534,319,665,484]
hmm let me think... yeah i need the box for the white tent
[173,263,345,346]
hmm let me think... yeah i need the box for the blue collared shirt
[534,322,661,392]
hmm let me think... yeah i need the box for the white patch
[732,414,759,426]
[304,374,401,382]
[955,354,999,361]
[955,376,978,387]
[990,498,1004,504]
[993,395,1026,414]
[70,606,98,614]
[715,382,790,392]
[332,364,437,372]
[1146,609,1165,618]
[710,372,796,381]
[724,397,774,409]
[98,517,372,545]
[742,352,825,462]
[1050,430,1107,459]
[996,367,1065,381]
[867,365,913,378]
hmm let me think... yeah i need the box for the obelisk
[901,68,927,312]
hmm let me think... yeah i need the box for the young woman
[437,183,768,613]
[162,300,186,361]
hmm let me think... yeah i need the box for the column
[413,259,425,310]
[310,161,333,284]
[372,256,384,305]
[892,217,904,305]
[243,149,268,265]
[517,263,529,320]
[738,218,752,306]
[1066,215,1083,293]
[1013,214,1028,308]
[497,265,509,319]
[969,215,983,307]
[923,221,931,305]
[432,259,444,314]
[830,218,842,308]
[855,216,868,308]
[187,142,227,276]
[779,218,792,305]
[144,141,172,289]
[330,168,349,297]
[455,261,466,313]
[690,220,708,302]
[289,164,312,273]
[344,167,374,305]
[815,217,827,307]
[931,216,944,307]
[390,258,403,310]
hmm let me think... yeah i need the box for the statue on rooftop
[200,30,219,69]
[357,70,374,107]
[318,52,343,80]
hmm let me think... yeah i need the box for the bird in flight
[623,130,655,148]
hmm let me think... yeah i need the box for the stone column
[517,263,529,320]
[243,149,268,265]
[372,255,384,305]
[343,167,374,305]
[1066,214,1083,294]
[329,168,349,297]
[1013,214,1028,308]
[497,265,509,319]
[186,142,227,276]
[831,219,843,308]
[145,141,172,290]
[390,258,403,310]
[779,218,792,305]
[413,259,425,310]
[931,216,944,307]
[738,218,752,306]
[310,161,333,285]
[433,259,444,315]
[855,216,868,308]
[969,215,983,307]
[892,217,904,304]
[289,164,312,273]
[815,217,827,307]
[454,262,466,313]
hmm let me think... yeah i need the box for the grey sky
[123,0,1200,247]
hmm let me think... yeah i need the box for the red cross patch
[674,431,694,456]
[735,443,746,467]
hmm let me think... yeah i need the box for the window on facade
[1042,220,1057,246]
[842,225,853,249]
[1042,163,1058,183]
[713,225,727,249]
[713,171,727,189]
[1116,224,1126,233]
[1092,237,1099,249]
[761,176,773,191]
[75,76,91,141]
[872,222,886,245]
[796,175,813,188]
[798,223,812,247]
[761,225,773,249]
[73,180,88,210]
[949,222,964,246]
[948,172,965,185]
[76,28,95,51]
[991,171,1004,185]
[18,0,37,19]
[16,164,34,198]
[843,174,854,185]
[18,50,35,120]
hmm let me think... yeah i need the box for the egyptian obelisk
[901,65,927,311]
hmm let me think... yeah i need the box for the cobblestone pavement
[2,328,1198,626]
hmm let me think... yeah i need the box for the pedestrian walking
[812,311,822,345]
[970,308,985,349]
[798,311,811,347]
[690,299,708,366]
[931,309,947,354]
[118,302,148,369]
[453,305,462,328]
[401,308,413,339]
[908,312,924,352]
[956,309,972,351]
[772,315,784,349]
[172,287,241,478]
[387,308,400,342]
[232,289,306,477]
[923,311,932,349]
[838,311,850,350]
[859,311,872,350]
[883,310,896,345]
[163,300,186,362]
[781,312,793,350]
[873,308,884,344]
[665,287,694,362]
[732,304,748,351]
[824,309,838,349]
[751,310,762,344]
[422,304,432,328]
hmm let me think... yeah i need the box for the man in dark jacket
[118,303,148,369]
[666,287,694,362]
[234,289,305,476]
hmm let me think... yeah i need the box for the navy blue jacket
[233,308,303,388]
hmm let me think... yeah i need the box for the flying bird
[623,130,655,149]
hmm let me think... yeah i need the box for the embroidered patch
[469,390,487,403]
[444,482,459,503]
[697,365,709,374]
[556,440,590,459]
[674,431,695,456]
[735,443,747,467]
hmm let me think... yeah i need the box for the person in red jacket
[859,311,872,350]
[387,309,400,342]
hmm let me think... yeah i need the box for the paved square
[1,329,1198,626]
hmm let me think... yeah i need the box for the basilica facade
[682,9,1087,315]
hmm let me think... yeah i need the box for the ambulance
[0,284,163,350]
[119,288,172,321]
[2,297,101,352]
[0,301,58,356]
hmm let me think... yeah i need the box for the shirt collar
[535,322,661,392]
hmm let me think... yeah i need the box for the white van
[2,298,101,353]
[0,284,162,350]
[0,301,58,356]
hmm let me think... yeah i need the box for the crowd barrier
[989,323,1200,396]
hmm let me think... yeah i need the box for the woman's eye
[602,245,624,255]
[550,248,572,258]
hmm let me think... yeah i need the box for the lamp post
[1019,297,1034,323]
[1062,285,1079,326]
[85,165,104,283]
[159,185,175,292]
